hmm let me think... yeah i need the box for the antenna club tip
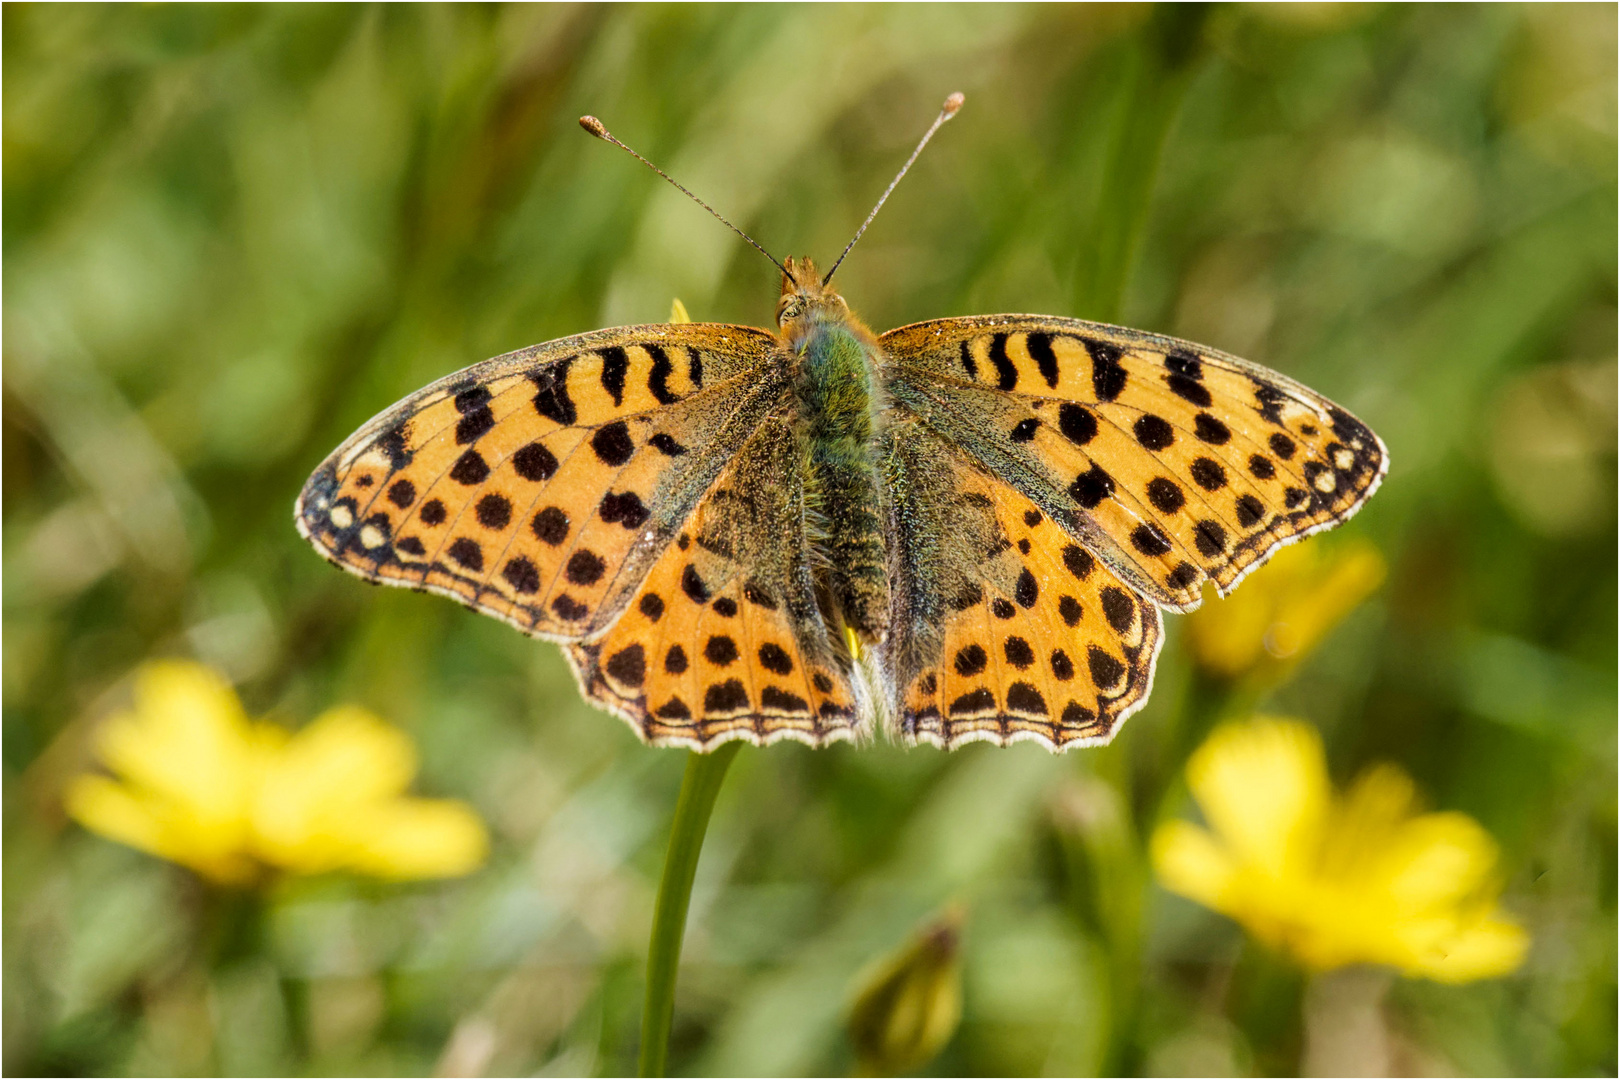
[943,92,965,117]
[578,116,609,139]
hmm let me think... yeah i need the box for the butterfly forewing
[570,416,863,749]
[882,420,1161,749]
[296,324,785,640]
[881,317,1387,612]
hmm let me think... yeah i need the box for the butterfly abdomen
[793,317,889,643]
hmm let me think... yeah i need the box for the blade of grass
[638,742,743,1077]
[1071,4,1210,323]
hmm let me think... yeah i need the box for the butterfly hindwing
[882,317,1387,612]
[570,415,863,748]
[296,324,786,640]
[882,419,1161,749]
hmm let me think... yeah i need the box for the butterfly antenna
[579,115,788,277]
[822,92,964,287]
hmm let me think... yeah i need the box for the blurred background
[4,4,1614,1076]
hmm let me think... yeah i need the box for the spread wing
[881,316,1387,613]
[296,323,787,641]
[568,416,865,750]
[882,419,1161,749]
[296,322,865,748]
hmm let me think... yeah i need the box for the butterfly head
[776,256,851,336]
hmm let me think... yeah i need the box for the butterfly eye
[777,299,804,324]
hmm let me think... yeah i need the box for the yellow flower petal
[65,774,258,885]
[1152,717,1528,984]
[1151,820,1241,910]
[94,660,255,831]
[344,799,490,880]
[68,660,490,886]
[1409,914,1530,983]
[253,706,482,878]
[1185,540,1386,680]
[1378,812,1502,911]
[1186,718,1329,878]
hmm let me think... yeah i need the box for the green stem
[638,742,742,1078]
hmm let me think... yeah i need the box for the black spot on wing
[950,688,995,716]
[989,333,1017,390]
[704,679,749,713]
[1146,477,1185,514]
[1007,682,1046,715]
[531,359,577,425]
[1189,457,1227,491]
[1069,464,1115,509]
[455,405,495,445]
[502,556,541,594]
[649,433,687,456]
[447,537,483,572]
[1166,561,1199,589]
[1087,646,1125,688]
[1062,545,1094,579]
[475,494,511,529]
[955,644,988,676]
[377,423,413,469]
[599,491,649,529]
[598,346,629,407]
[762,686,808,713]
[566,549,605,586]
[512,442,559,481]
[591,421,634,466]
[1084,339,1127,401]
[1058,404,1098,447]
[1253,379,1288,425]
[757,643,793,675]
[1130,523,1173,556]
[450,450,489,485]
[1167,374,1211,408]
[1100,587,1133,633]
[1026,332,1059,388]
[958,340,978,380]
[645,344,679,406]
[1194,413,1231,445]
[1134,414,1175,451]
[604,644,645,688]
[532,506,569,544]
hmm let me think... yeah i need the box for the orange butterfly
[296,95,1386,752]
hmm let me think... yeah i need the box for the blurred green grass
[4,4,1614,1076]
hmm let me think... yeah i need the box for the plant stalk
[638,741,742,1077]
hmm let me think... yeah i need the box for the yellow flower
[66,661,489,886]
[1151,718,1528,983]
[847,907,965,1077]
[669,297,691,324]
[1183,538,1386,681]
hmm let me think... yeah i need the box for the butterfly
[295,95,1386,752]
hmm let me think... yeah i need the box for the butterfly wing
[569,414,865,749]
[296,322,864,747]
[881,316,1387,613]
[882,418,1161,749]
[296,324,789,642]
